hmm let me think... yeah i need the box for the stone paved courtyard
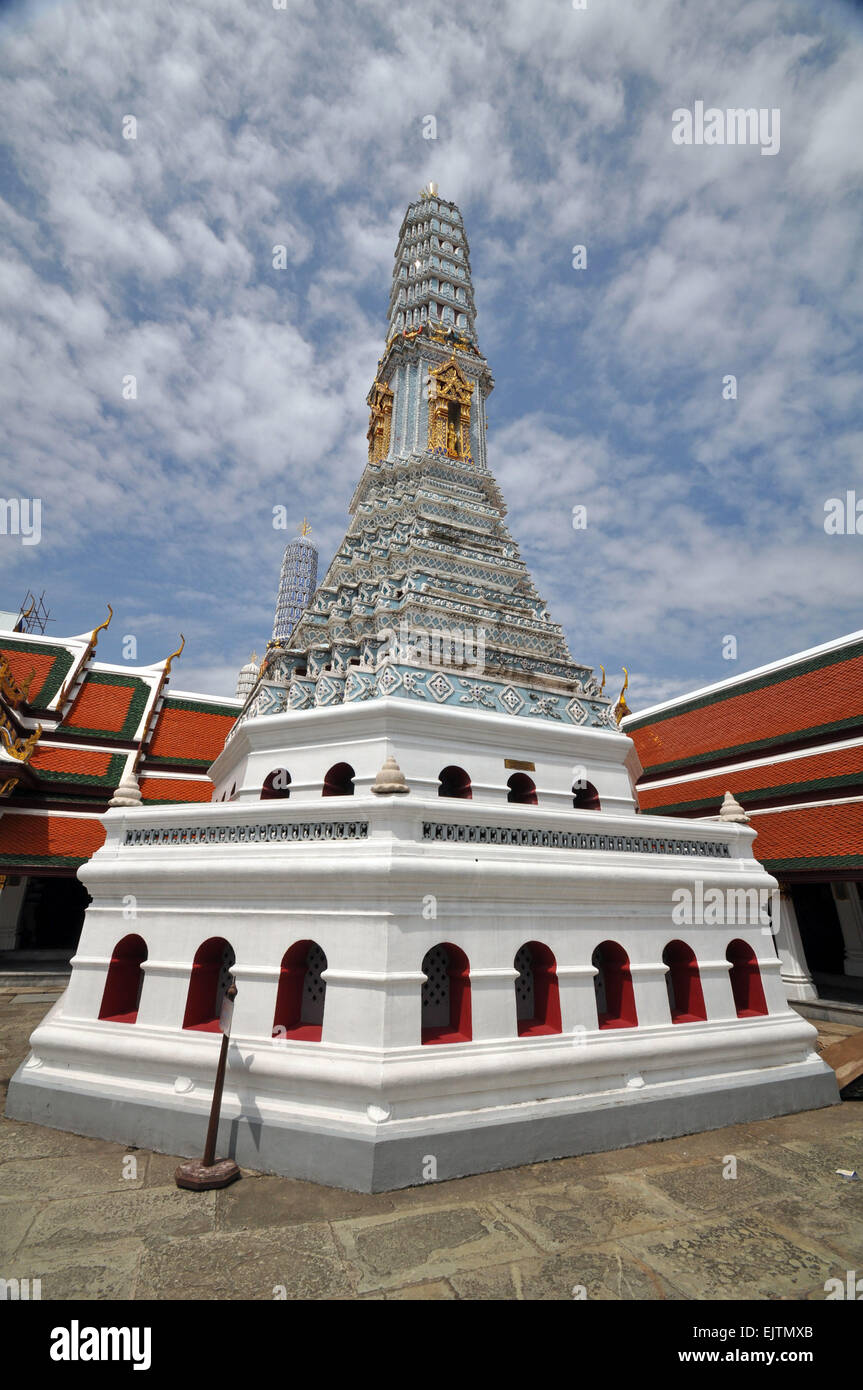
[1,988,861,1301]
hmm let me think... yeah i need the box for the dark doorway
[19,875,91,951]
[791,883,845,976]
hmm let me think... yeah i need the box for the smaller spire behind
[236,651,259,701]
[273,524,319,642]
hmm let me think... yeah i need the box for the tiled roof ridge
[625,631,863,729]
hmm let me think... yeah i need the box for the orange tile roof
[751,802,863,872]
[140,777,214,803]
[64,677,138,735]
[147,703,234,765]
[30,746,115,779]
[0,645,66,706]
[630,648,863,773]
[638,742,863,814]
[0,813,106,867]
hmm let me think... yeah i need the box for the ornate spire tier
[238,190,615,734]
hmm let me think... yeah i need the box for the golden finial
[20,724,42,760]
[614,668,631,725]
[163,634,185,675]
[300,518,312,538]
[598,665,606,691]
[20,667,36,701]
[0,718,42,762]
[89,604,113,648]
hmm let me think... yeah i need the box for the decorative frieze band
[421,822,731,858]
[123,821,369,847]
[121,818,729,858]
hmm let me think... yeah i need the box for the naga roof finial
[89,604,113,648]
[164,634,185,675]
[614,668,631,725]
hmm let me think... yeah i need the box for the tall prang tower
[10,189,835,1194]
[246,186,611,727]
[272,521,318,644]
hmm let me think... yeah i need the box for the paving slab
[750,1192,863,1266]
[8,994,61,1005]
[135,1222,355,1300]
[0,1115,130,1162]
[215,1172,395,1232]
[20,1185,218,1253]
[620,1213,839,1301]
[0,1149,151,1201]
[744,1138,863,1196]
[733,1104,862,1144]
[638,1151,798,1215]
[0,1200,38,1259]
[448,1244,687,1300]
[12,1240,144,1301]
[492,1175,684,1253]
[363,1278,456,1300]
[330,1202,537,1294]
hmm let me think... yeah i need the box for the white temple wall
[57,788,784,1056]
[217,697,641,815]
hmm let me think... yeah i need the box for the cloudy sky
[1,0,861,709]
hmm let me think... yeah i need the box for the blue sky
[1,0,861,709]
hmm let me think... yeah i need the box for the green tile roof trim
[0,851,88,869]
[626,637,863,731]
[35,753,127,789]
[63,671,151,741]
[643,768,863,816]
[143,754,213,769]
[0,637,75,706]
[762,853,863,873]
[639,715,863,777]
[163,697,241,719]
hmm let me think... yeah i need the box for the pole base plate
[175,1158,241,1191]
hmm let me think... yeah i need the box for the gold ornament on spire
[614,668,631,725]
[367,379,394,462]
[428,356,473,458]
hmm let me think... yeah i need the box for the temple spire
[273,525,319,643]
[386,188,479,347]
[241,192,615,731]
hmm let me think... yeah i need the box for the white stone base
[8,1033,836,1191]
[4,702,840,1192]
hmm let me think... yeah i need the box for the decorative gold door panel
[366,380,394,463]
[428,356,473,459]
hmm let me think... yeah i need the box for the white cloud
[0,0,859,707]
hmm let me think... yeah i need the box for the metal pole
[175,981,240,1191]
[202,1026,230,1169]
